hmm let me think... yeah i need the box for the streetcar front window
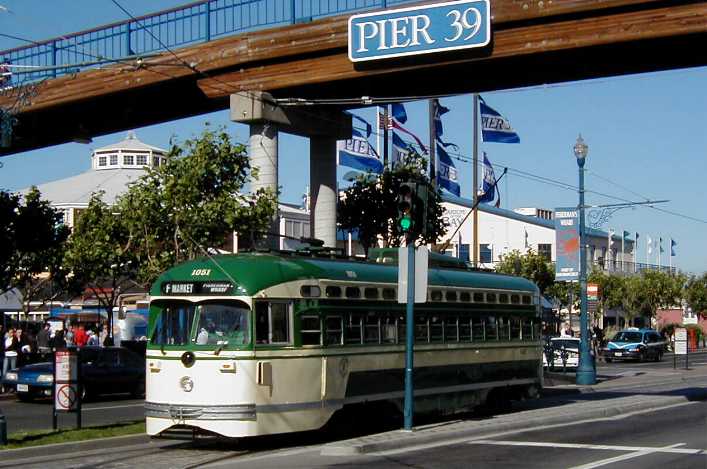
[195,303,250,346]
[151,302,197,345]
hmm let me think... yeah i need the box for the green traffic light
[400,215,412,231]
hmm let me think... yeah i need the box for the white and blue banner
[338,122,383,173]
[477,153,496,203]
[479,96,520,144]
[437,144,461,196]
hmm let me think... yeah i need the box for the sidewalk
[321,366,707,456]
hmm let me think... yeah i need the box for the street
[0,395,144,434]
[0,355,705,468]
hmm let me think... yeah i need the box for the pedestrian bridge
[1,0,707,155]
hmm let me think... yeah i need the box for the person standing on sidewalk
[3,328,19,391]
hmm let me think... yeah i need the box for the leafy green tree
[495,248,555,293]
[118,126,277,285]
[338,155,448,255]
[12,187,70,317]
[0,190,20,293]
[64,192,138,334]
[684,273,707,316]
[545,281,579,311]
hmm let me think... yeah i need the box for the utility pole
[428,100,436,186]
[472,94,479,266]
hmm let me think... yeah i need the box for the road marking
[569,443,689,469]
[469,440,701,456]
[367,401,701,457]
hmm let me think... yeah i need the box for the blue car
[2,346,145,401]
[601,328,665,362]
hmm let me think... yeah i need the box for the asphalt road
[200,400,707,469]
[0,395,144,434]
[1,349,705,435]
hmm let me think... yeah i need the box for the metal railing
[0,0,414,84]
[590,259,677,276]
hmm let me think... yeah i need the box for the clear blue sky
[1,1,706,274]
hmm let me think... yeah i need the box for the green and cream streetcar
[145,249,543,438]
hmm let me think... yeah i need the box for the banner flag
[436,143,460,196]
[390,119,427,154]
[477,153,497,204]
[671,239,677,257]
[479,96,520,143]
[337,124,383,174]
[391,103,408,124]
[392,131,417,165]
[660,237,664,253]
[351,114,372,138]
[432,98,458,149]
[647,235,653,254]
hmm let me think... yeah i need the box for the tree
[338,155,448,255]
[684,273,707,316]
[118,126,278,285]
[64,192,138,336]
[11,187,70,317]
[0,190,20,293]
[495,249,555,293]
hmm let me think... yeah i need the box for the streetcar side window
[485,316,498,340]
[300,315,321,346]
[255,302,292,345]
[382,314,397,344]
[430,315,444,343]
[459,315,471,341]
[511,317,521,340]
[345,314,363,344]
[444,315,459,342]
[522,319,533,340]
[364,313,380,344]
[498,317,511,340]
[325,316,343,345]
[472,317,486,341]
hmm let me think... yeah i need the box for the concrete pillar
[310,137,337,247]
[249,123,279,247]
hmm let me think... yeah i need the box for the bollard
[0,411,7,445]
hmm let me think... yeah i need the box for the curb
[321,387,707,456]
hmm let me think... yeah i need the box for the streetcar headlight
[37,374,54,383]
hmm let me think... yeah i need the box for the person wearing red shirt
[74,325,88,347]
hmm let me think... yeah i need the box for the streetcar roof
[150,251,538,297]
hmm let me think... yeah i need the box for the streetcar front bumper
[145,402,257,421]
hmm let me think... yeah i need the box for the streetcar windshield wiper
[214,340,229,355]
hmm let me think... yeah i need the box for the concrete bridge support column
[310,137,337,248]
[249,123,279,247]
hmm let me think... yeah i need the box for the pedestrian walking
[65,324,75,347]
[37,323,51,356]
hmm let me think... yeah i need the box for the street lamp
[573,134,596,385]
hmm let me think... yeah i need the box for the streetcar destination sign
[348,0,490,62]
[162,281,233,295]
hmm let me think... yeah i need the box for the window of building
[538,243,552,261]
[98,156,107,167]
[136,154,148,166]
[480,244,493,263]
[459,244,470,262]
[153,156,160,167]
[110,154,118,165]
[123,154,134,165]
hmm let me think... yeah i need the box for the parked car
[2,346,145,401]
[543,337,581,369]
[601,328,665,362]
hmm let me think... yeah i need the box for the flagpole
[383,106,389,168]
[607,228,611,272]
[428,100,437,186]
[669,238,672,272]
[472,93,479,267]
[376,106,382,166]
[622,230,626,273]
[658,237,661,270]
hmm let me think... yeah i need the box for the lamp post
[573,134,596,385]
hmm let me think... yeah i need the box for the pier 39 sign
[348,0,490,62]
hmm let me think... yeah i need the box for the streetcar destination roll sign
[162,281,233,295]
[348,0,490,62]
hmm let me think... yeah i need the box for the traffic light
[397,181,416,233]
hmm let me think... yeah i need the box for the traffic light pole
[403,241,416,431]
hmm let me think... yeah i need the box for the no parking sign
[53,349,82,429]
